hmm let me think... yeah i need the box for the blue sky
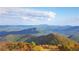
[0,7,79,26]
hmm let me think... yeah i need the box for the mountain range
[0,25,79,43]
[0,25,79,50]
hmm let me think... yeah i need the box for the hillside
[25,33,79,50]
[0,33,79,51]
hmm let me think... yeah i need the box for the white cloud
[0,8,56,25]
[21,9,56,22]
[0,8,8,15]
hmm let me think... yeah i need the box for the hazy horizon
[0,24,79,26]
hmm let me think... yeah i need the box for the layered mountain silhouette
[0,25,79,50]
[0,28,38,36]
